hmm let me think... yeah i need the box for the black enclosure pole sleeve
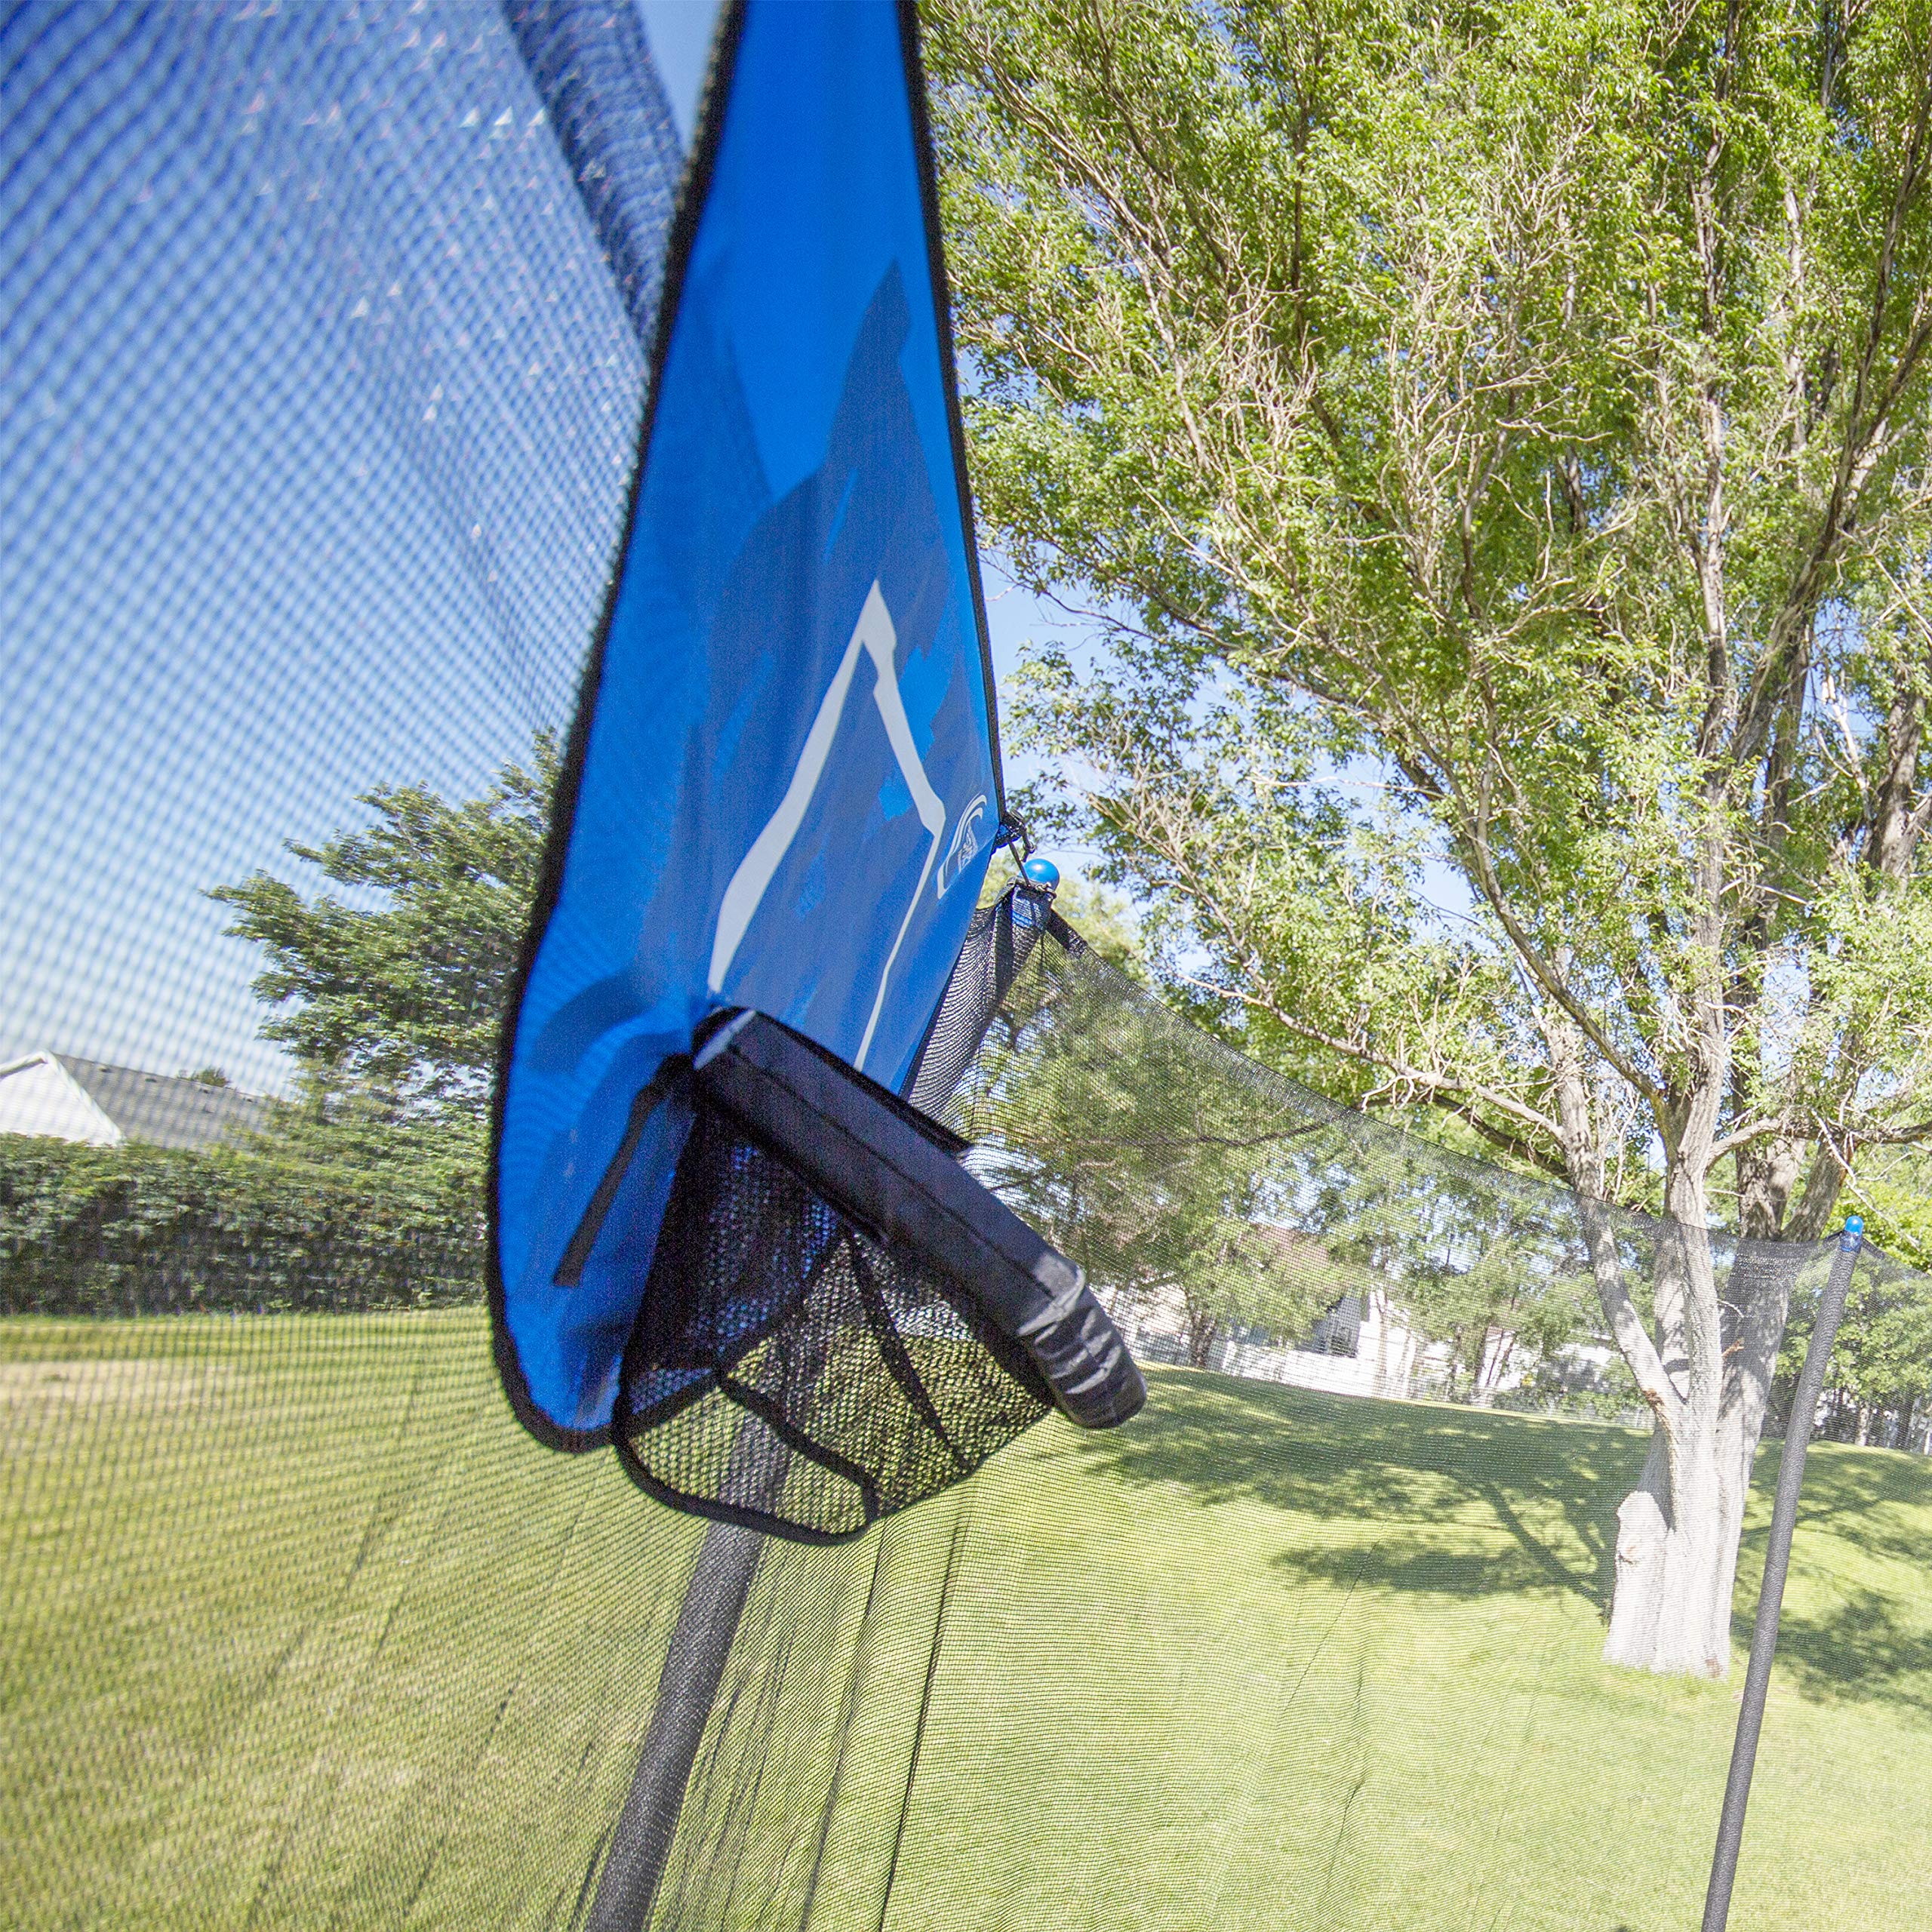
[584,1516,765,1932]
[588,1335,808,1932]
[587,1146,810,1931]
[1701,1221,1863,1932]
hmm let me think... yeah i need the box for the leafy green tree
[1329,1173,1601,1401]
[1791,1151,1932,1442]
[1831,1283,1932,1442]
[1776,1256,1932,1443]
[931,0,1932,1672]
[211,735,557,1121]
[1852,1144,1932,1271]
[949,931,1346,1364]
[207,734,558,1237]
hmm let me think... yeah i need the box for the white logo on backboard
[707,581,949,1072]
[937,795,987,900]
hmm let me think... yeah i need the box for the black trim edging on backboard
[486,0,749,1456]
[898,0,1008,826]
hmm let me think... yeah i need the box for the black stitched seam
[485,0,751,1454]
[896,0,1004,821]
[552,1058,691,1288]
[613,1451,869,1548]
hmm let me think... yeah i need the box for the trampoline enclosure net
[5,5,1932,1932]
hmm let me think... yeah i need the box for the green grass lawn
[3,1313,1928,1930]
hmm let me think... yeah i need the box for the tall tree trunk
[1549,1016,1774,1677]
[1601,1213,1740,1678]
[1601,1222,1811,1675]
[1186,1306,1219,1370]
[1567,1069,1761,1678]
[1603,1418,1744,1676]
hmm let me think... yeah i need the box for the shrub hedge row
[0,1134,483,1316]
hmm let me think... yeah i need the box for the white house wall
[1096,1279,1449,1402]
[1214,1290,1439,1400]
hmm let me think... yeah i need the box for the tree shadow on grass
[1769,1441,1932,1571]
[1068,1371,1932,1718]
[1069,1367,1643,1614]
[1761,1584,1932,1721]
[1735,1444,1932,1720]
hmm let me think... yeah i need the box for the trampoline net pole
[585,1515,768,1932]
[1701,1218,1864,1932]
[585,888,1047,1927]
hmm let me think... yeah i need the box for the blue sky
[2,3,648,1092]
[0,539,1083,1101]
[0,0,1101,1098]
[636,0,722,140]
[0,0,1459,1103]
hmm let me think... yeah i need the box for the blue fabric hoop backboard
[490,0,1003,1446]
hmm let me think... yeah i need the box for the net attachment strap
[688,1011,1145,1432]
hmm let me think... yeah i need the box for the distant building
[1099,1275,1524,1404]
[1217,1290,1454,1400]
[0,1053,266,1150]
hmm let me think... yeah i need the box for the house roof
[51,1056,267,1150]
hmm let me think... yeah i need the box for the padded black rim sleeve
[697,1011,1145,1432]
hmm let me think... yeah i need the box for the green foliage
[209,735,558,1117]
[930,0,1932,1237]
[952,940,1344,1361]
[1830,1276,1932,1419]
[932,2,1932,1611]
[1851,1150,1932,1272]
[1354,1199,1599,1397]
[0,1131,481,1318]
[1780,1153,1932,1434]
[948,918,1617,1390]
[1496,1349,1650,1426]
[1772,1217,1932,1435]
[60,740,564,1319]
[1294,1142,1608,1395]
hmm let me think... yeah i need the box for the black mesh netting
[903,887,1052,1117]
[614,1096,1050,1543]
[941,909,1842,1401]
[6,4,1932,1930]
